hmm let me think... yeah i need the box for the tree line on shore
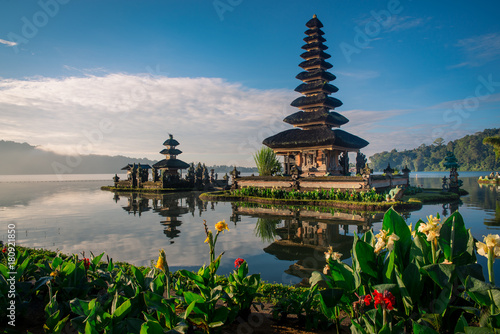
[369,128,500,172]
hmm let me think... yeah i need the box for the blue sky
[0,0,499,167]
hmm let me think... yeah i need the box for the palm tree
[253,147,282,176]
[484,136,500,161]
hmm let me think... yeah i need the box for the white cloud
[455,33,500,66]
[0,38,17,47]
[0,74,295,166]
[385,16,430,33]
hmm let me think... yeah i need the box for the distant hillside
[0,140,258,175]
[0,140,156,175]
[369,128,500,172]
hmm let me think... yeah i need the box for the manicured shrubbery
[232,186,387,202]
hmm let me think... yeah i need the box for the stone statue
[386,186,404,202]
[355,152,367,175]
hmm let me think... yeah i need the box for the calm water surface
[0,172,498,284]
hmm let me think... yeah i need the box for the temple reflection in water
[113,191,419,280]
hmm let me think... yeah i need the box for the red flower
[363,294,372,306]
[372,289,395,310]
[82,258,90,270]
[2,247,6,253]
[234,258,245,268]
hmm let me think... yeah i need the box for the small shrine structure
[443,152,463,193]
[152,134,190,181]
[263,15,369,176]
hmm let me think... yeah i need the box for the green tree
[253,147,282,176]
[484,136,500,161]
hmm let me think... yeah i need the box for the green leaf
[395,268,413,315]
[140,320,164,334]
[91,253,105,266]
[183,291,204,305]
[53,315,70,334]
[353,238,377,279]
[454,314,468,333]
[420,263,455,289]
[211,306,228,324]
[132,266,145,286]
[85,320,99,334]
[107,258,114,272]
[70,298,91,317]
[464,327,496,334]
[413,321,439,334]
[382,207,412,260]
[318,288,343,317]
[184,300,197,320]
[402,263,422,303]
[143,291,170,314]
[438,212,468,263]
[411,234,431,267]
[113,299,132,321]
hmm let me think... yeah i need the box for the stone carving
[355,152,367,175]
[385,186,403,202]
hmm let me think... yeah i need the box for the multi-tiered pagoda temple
[263,15,368,176]
[153,134,190,177]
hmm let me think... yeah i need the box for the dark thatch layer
[283,110,349,126]
[296,70,336,82]
[160,148,182,155]
[303,35,326,43]
[295,81,338,94]
[291,93,343,109]
[162,138,179,146]
[306,16,324,29]
[298,58,333,70]
[121,164,152,170]
[263,128,369,150]
[301,42,328,51]
[300,49,330,60]
[304,28,325,36]
[152,159,190,169]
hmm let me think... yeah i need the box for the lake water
[0,171,498,284]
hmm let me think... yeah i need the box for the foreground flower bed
[1,211,499,333]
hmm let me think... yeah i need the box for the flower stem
[488,248,495,285]
[431,239,437,264]
[383,308,387,328]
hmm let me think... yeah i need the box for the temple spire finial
[313,14,317,18]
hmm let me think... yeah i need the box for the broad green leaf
[211,306,228,324]
[402,262,422,303]
[143,291,170,314]
[183,291,204,305]
[382,207,412,260]
[353,238,377,279]
[438,212,468,263]
[140,320,164,334]
[70,298,91,317]
[113,299,132,321]
[53,315,70,334]
[91,253,105,266]
[454,314,468,333]
[421,263,455,289]
[465,327,497,334]
[132,266,145,286]
[85,320,99,334]
[413,321,439,334]
[395,269,413,315]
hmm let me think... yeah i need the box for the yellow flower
[374,239,386,254]
[155,249,166,271]
[323,264,330,275]
[50,270,59,277]
[442,259,453,264]
[426,215,441,225]
[215,220,229,233]
[386,234,400,251]
[484,234,500,249]
[426,230,440,242]
[374,229,399,254]
[408,224,416,238]
[476,235,500,259]
[205,230,213,243]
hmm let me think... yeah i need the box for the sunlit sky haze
[1,0,499,166]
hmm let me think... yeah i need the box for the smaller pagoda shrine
[263,15,369,176]
[153,134,190,182]
[443,152,462,193]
